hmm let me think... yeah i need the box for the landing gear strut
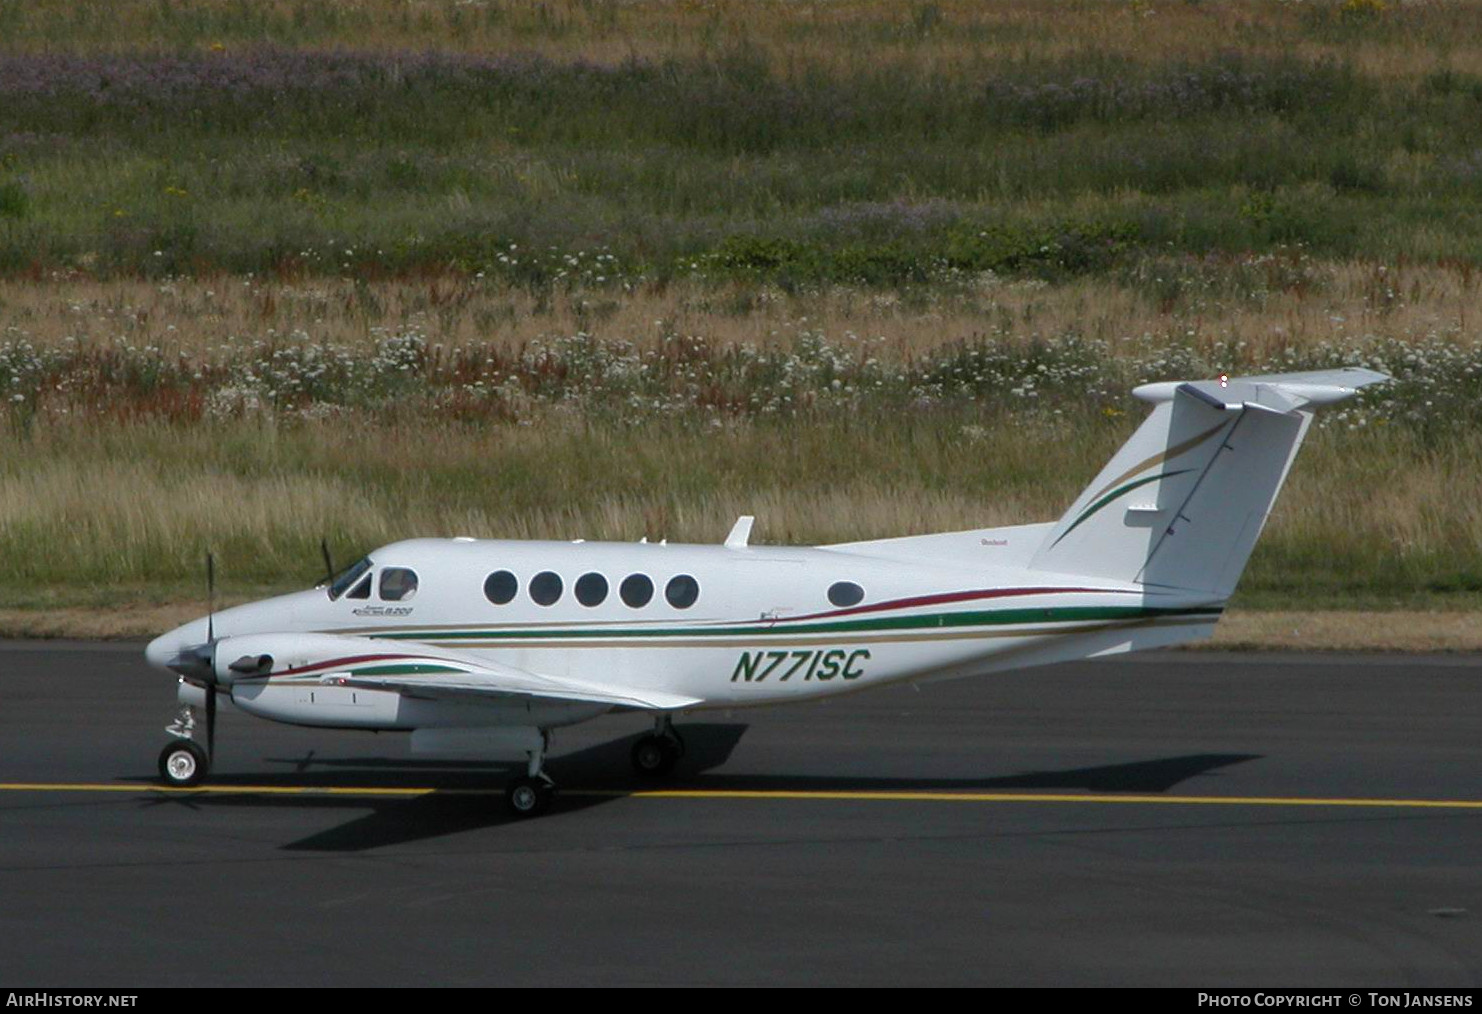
[164,702,196,741]
[505,730,555,818]
[631,714,685,778]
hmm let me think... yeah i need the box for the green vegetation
[4,3,1482,280]
[2,0,1482,621]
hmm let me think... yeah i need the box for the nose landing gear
[158,700,211,787]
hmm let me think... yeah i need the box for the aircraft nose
[144,631,177,671]
[145,618,209,673]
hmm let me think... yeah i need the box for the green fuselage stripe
[367,605,1222,644]
[348,663,464,676]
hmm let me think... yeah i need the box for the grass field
[8,1,1482,280]
[3,0,1482,635]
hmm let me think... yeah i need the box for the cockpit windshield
[327,556,373,600]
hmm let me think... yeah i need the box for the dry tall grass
[4,269,1482,609]
[3,408,1478,611]
[6,260,1481,360]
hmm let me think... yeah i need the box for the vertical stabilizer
[1028,368,1386,597]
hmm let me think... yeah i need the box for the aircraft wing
[319,652,702,712]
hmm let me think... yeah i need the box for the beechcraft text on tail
[144,368,1389,816]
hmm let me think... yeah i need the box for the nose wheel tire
[505,777,555,817]
[158,739,209,788]
[631,734,681,778]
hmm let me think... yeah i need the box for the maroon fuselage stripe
[773,586,1138,624]
[241,653,424,681]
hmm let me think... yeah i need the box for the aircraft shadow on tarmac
[127,724,1261,852]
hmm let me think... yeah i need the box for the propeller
[320,537,334,588]
[205,666,217,761]
[203,551,218,762]
[161,551,224,761]
[206,551,215,643]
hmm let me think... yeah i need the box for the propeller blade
[205,683,217,762]
[320,538,334,587]
[206,552,216,645]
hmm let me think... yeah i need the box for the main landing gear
[504,715,688,817]
[158,704,210,788]
[505,730,555,818]
[631,714,686,779]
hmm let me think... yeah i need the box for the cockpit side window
[328,557,373,600]
[379,567,419,602]
[346,574,372,600]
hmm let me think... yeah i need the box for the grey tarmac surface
[1,641,1480,987]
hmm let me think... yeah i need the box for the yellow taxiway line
[2,782,1482,810]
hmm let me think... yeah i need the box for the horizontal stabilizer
[1133,367,1388,411]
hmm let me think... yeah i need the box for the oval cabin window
[620,574,654,608]
[665,574,700,609]
[484,570,518,605]
[575,572,608,607]
[827,581,865,608]
[529,571,563,606]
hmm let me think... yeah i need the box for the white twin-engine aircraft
[145,367,1387,816]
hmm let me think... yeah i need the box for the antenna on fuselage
[724,515,755,549]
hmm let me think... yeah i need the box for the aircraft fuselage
[149,535,1222,730]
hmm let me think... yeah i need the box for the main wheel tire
[631,734,680,778]
[505,777,554,817]
[158,739,209,788]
